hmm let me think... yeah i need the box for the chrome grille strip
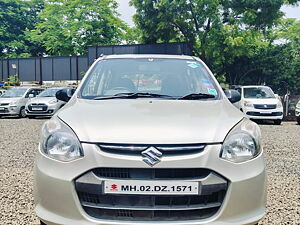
[98,144,206,152]
[157,145,205,151]
[99,144,147,151]
[81,202,221,211]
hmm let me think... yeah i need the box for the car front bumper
[26,105,59,117]
[0,105,21,116]
[34,144,266,225]
[243,107,283,120]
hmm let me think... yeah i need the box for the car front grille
[28,103,48,112]
[253,104,277,109]
[75,168,228,221]
[98,143,206,156]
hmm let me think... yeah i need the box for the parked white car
[233,85,283,125]
[0,87,44,118]
[35,55,266,225]
[296,100,300,125]
[25,87,68,118]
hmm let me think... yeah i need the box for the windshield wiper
[93,92,174,100]
[178,93,216,100]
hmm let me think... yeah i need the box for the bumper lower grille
[246,111,283,116]
[75,168,228,221]
[0,108,9,113]
[83,207,218,221]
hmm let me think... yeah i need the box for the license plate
[104,180,199,195]
[32,107,43,111]
[261,111,272,114]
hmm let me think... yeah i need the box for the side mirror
[56,88,75,102]
[28,94,34,98]
[224,89,241,103]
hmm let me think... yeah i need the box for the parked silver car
[0,87,44,118]
[25,87,67,118]
[35,55,266,225]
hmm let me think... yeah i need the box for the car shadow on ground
[252,119,298,126]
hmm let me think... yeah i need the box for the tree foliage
[28,0,128,56]
[0,0,45,58]
[130,0,300,93]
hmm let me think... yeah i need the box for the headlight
[296,101,300,109]
[221,119,261,163]
[244,101,253,107]
[277,100,283,108]
[49,99,58,104]
[40,117,83,162]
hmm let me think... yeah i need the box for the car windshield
[38,88,61,97]
[0,88,27,98]
[80,58,219,99]
[244,87,275,99]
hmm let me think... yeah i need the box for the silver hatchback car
[25,87,68,118]
[34,55,266,225]
[0,87,44,118]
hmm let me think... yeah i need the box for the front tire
[274,119,282,125]
[19,107,26,118]
[297,118,300,125]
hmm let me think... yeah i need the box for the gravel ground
[0,118,299,225]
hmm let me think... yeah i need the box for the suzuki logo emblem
[142,147,162,166]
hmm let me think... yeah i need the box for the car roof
[241,85,271,88]
[101,54,195,60]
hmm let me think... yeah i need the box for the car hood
[0,97,21,104]
[58,99,244,144]
[28,97,56,104]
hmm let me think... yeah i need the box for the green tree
[221,19,300,94]
[256,19,300,94]
[0,0,45,58]
[130,0,299,84]
[29,0,128,56]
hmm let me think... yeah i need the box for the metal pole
[39,58,43,85]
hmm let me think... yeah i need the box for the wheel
[297,118,300,125]
[19,107,26,118]
[274,119,281,125]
